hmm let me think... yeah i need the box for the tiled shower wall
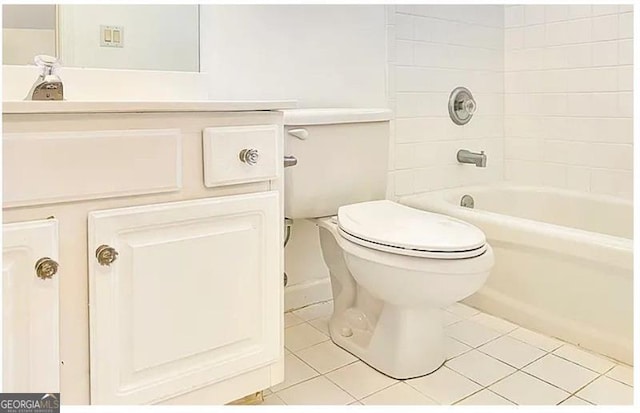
[386,5,505,199]
[504,4,634,199]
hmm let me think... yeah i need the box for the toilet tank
[283,108,392,219]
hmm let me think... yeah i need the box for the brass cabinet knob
[35,257,59,280]
[96,244,118,266]
[239,148,259,165]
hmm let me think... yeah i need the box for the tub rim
[399,183,633,254]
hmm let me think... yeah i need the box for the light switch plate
[100,25,124,48]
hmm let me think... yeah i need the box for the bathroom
[1,2,634,408]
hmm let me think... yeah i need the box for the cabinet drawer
[203,125,278,187]
[3,129,182,207]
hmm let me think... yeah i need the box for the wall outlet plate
[100,25,124,48]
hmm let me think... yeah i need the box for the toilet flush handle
[288,128,309,140]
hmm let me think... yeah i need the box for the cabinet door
[2,219,59,392]
[88,192,281,404]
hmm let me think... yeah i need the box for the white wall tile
[618,39,633,64]
[566,19,593,44]
[523,24,545,48]
[592,5,620,17]
[618,66,633,91]
[395,13,413,40]
[396,40,413,65]
[568,5,592,20]
[592,15,619,41]
[504,4,634,197]
[545,5,569,23]
[592,41,618,66]
[524,5,545,26]
[618,12,634,39]
[505,6,524,28]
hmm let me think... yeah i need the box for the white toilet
[283,108,494,379]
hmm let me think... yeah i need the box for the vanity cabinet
[89,192,280,404]
[2,103,290,405]
[2,219,60,392]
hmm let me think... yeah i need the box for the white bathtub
[401,184,633,364]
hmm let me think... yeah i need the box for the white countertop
[2,100,297,114]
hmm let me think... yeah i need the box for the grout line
[396,11,504,30]
[279,302,631,405]
[395,35,502,52]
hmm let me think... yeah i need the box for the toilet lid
[337,200,487,259]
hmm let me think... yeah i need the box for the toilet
[283,108,494,379]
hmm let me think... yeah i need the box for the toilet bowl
[316,200,494,379]
[282,108,494,379]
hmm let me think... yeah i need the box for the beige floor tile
[446,350,516,386]
[559,396,593,405]
[361,382,437,405]
[276,376,355,405]
[292,301,334,321]
[523,354,599,393]
[479,334,546,368]
[446,319,504,348]
[470,312,519,334]
[442,310,463,326]
[262,394,287,405]
[606,364,634,386]
[445,302,480,318]
[295,340,357,374]
[489,371,569,405]
[284,311,305,328]
[270,354,319,392]
[446,337,472,360]
[553,345,616,373]
[326,361,398,400]
[285,323,329,352]
[406,366,482,404]
[456,389,515,405]
[309,315,330,336]
[508,327,563,352]
[576,376,634,405]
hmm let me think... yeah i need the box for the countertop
[2,100,297,114]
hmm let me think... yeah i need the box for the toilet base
[328,304,446,379]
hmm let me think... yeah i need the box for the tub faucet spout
[457,149,487,167]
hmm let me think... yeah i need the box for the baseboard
[284,277,332,311]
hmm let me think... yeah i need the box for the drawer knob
[96,244,118,266]
[239,148,259,165]
[35,257,59,280]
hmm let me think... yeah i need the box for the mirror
[2,4,200,72]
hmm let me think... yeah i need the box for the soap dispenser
[25,55,64,101]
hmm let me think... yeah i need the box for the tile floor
[261,301,634,406]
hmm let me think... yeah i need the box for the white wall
[504,4,634,199]
[199,5,387,107]
[3,28,56,65]
[386,5,505,199]
[3,5,56,65]
[58,5,199,72]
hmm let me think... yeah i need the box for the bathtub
[401,184,633,364]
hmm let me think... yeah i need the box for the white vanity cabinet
[2,219,60,393]
[2,102,291,405]
[88,192,280,404]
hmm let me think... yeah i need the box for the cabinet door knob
[239,148,259,165]
[35,257,59,280]
[96,245,118,266]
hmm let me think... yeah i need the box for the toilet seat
[337,200,487,259]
